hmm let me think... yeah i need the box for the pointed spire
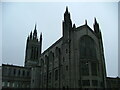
[33,23,37,35]
[66,6,68,13]
[27,35,29,44]
[39,32,42,55]
[85,19,87,25]
[35,23,37,30]
[73,24,76,28]
[33,24,37,40]
[64,6,72,24]
[93,17,100,33]
[40,32,42,39]
[30,31,32,39]
[94,17,97,24]
[27,35,29,41]
[34,23,37,32]
[64,6,70,16]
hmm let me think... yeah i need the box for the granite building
[106,77,120,89]
[2,7,118,89]
[2,64,31,88]
[27,7,107,88]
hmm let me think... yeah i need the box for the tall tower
[25,24,42,67]
[62,6,72,42]
[61,7,73,88]
[93,18,107,87]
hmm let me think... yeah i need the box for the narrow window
[33,47,36,59]
[92,80,98,86]
[22,70,25,76]
[2,82,5,86]
[82,80,90,86]
[13,69,16,75]
[63,57,65,62]
[36,48,38,59]
[31,47,33,59]
[66,49,68,53]
[78,80,81,86]
[18,69,20,76]
[7,82,10,87]
[49,72,51,83]
[12,83,15,87]
[8,68,11,75]
[66,65,68,71]
[55,47,59,58]
[55,70,58,81]
[27,71,29,76]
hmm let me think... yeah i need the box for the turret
[26,35,29,49]
[30,31,32,40]
[63,6,72,42]
[93,18,107,87]
[94,18,100,33]
[85,19,87,25]
[39,33,42,55]
[24,24,41,67]
[64,7,72,25]
[73,24,76,29]
[93,18,102,39]
[33,24,38,40]
[27,35,29,43]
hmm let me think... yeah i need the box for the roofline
[106,77,120,79]
[2,64,31,69]
[41,37,63,55]
[76,24,99,39]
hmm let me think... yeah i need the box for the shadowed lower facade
[3,7,119,89]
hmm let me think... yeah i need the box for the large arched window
[79,35,97,59]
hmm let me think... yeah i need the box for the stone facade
[29,7,107,89]
[2,64,31,88]
[25,24,42,67]
[2,7,118,89]
[106,77,120,89]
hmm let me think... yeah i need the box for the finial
[73,24,76,28]
[30,31,32,39]
[33,23,37,35]
[27,35,29,41]
[85,19,87,25]
[40,32,42,38]
[66,6,68,13]
[30,31,32,36]
[94,17,97,24]
[35,23,37,30]
[27,35,29,39]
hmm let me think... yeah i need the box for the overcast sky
[2,2,118,77]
